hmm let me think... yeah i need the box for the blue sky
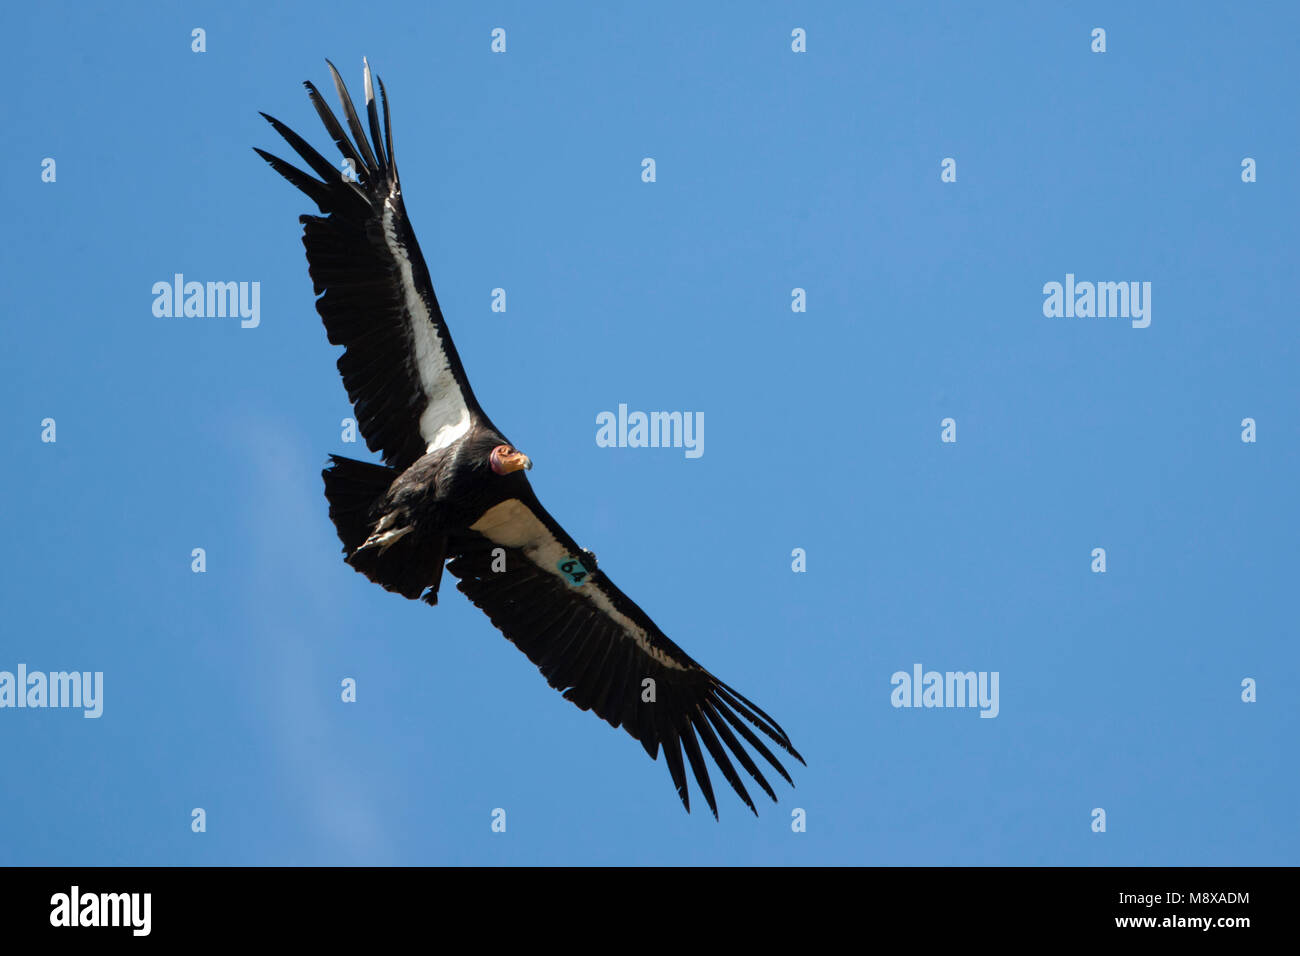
[1,1,1296,865]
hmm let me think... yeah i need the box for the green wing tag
[557,557,590,586]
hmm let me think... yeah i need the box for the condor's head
[489,444,532,476]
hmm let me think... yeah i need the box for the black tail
[322,454,446,604]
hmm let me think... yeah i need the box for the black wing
[447,489,804,817]
[256,58,492,471]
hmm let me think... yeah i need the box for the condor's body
[256,59,802,816]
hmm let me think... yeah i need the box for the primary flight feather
[255,59,803,816]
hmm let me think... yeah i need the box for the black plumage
[256,59,803,816]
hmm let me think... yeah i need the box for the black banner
[0,866,1279,941]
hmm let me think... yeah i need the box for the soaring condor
[255,59,803,816]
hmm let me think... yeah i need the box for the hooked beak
[492,447,533,475]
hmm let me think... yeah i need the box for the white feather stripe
[381,197,473,453]
[469,499,688,671]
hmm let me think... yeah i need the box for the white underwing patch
[382,196,473,453]
[470,500,687,670]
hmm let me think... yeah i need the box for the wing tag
[557,557,590,587]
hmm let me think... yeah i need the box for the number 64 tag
[557,557,590,586]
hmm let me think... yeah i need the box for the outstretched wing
[255,59,490,471]
[446,489,804,817]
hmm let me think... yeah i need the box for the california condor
[255,59,803,816]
